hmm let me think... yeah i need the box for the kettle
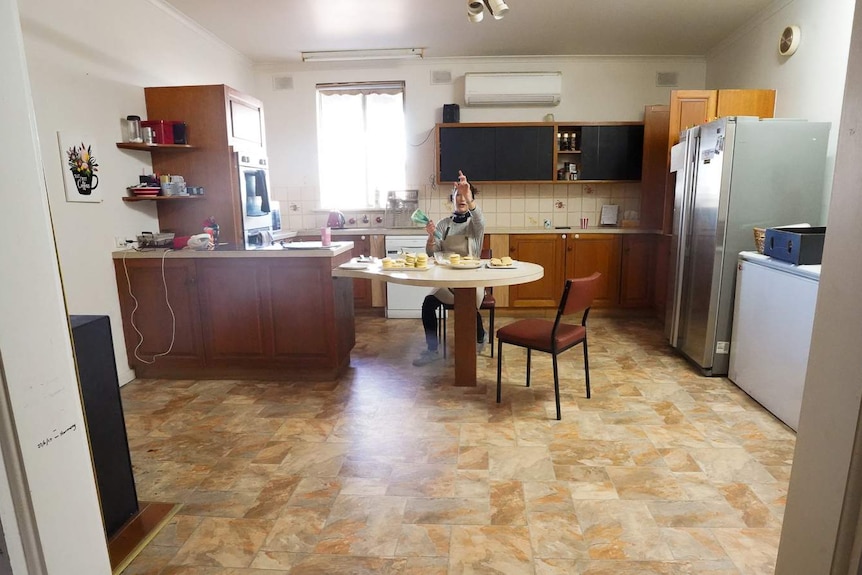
[326,210,346,228]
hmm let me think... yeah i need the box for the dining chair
[495,272,601,420]
[438,249,496,357]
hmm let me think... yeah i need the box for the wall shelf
[116,142,195,151]
[122,195,202,202]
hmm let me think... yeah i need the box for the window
[317,82,407,210]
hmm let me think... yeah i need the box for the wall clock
[779,25,801,56]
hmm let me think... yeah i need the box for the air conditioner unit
[464,72,562,106]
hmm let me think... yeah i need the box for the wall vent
[655,72,679,87]
[431,70,452,85]
[272,76,294,91]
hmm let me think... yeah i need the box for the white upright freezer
[728,251,821,430]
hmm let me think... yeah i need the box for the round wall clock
[779,25,801,56]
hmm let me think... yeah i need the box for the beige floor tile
[121,314,796,574]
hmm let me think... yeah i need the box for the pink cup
[580,217,589,229]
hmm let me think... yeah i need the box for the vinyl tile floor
[119,313,794,575]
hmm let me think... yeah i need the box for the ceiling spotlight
[484,0,509,19]
[467,0,484,23]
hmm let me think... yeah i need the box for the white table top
[332,259,544,288]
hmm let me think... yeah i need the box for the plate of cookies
[443,254,482,269]
[487,256,518,269]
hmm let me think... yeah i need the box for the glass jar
[122,115,142,143]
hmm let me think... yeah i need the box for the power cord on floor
[122,249,176,364]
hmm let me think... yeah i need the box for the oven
[237,151,273,248]
[384,235,435,318]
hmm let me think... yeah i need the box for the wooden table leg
[453,287,477,387]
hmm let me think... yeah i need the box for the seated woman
[413,171,486,367]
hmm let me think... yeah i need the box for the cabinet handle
[561,234,566,240]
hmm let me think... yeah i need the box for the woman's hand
[455,170,472,203]
[425,221,437,239]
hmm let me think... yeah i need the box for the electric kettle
[326,210,346,228]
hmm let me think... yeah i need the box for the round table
[332,260,544,386]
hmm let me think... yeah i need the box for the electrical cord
[122,249,176,364]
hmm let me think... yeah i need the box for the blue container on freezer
[763,226,826,265]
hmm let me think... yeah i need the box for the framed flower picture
[58,132,102,203]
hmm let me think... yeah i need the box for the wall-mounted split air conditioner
[464,71,562,106]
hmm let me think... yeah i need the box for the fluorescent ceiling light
[301,48,424,62]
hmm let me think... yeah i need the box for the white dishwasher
[384,235,435,318]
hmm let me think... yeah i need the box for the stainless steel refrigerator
[665,116,830,376]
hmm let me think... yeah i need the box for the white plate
[448,260,483,269]
[487,261,518,269]
[339,262,370,270]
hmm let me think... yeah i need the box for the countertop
[112,241,354,259]
[299,226,659,236]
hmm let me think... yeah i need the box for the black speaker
[70,315,139,538]
[443,104,460,123]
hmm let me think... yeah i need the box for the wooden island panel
[114,252,354,380]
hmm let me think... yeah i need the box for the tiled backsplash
[271,182,642,231]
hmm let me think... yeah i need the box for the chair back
[557,272,601,320]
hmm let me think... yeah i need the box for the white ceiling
[162,0,777,64]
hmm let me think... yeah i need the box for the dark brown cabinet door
[113,259,205,371]
[620,235,654,308]
[566,234,621,308]
[196,259,272,363]
[342,235,372,308]
[508,234,565,307]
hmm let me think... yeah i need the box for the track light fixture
[467,0,509,23]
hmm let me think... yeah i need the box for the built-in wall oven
[237,151,277,248]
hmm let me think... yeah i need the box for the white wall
[1,0,110,571]
[18,0,256,385]
[776,1,862,571]
[706,0,856,213]
[253,57,706,229]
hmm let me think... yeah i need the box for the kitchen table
[332,259,544,386]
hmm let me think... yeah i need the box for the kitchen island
[112,242,355,380]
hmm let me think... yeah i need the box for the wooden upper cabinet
[228,90,266,151]
[144,84,265,244]
[437,124,553,183]
[668,89,776,147]
[640,105,670,231]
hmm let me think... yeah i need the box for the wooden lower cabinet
[508,233,622,308]
[620,235,654,308]
[113,258,205,371]
[113,254,354,379]
[508,234,565,307]
[295,234,373,308]
[342,235,372,308]
[567,233,621,307]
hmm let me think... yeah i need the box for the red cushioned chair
[438,249,496,357]
[495,272,601,420]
